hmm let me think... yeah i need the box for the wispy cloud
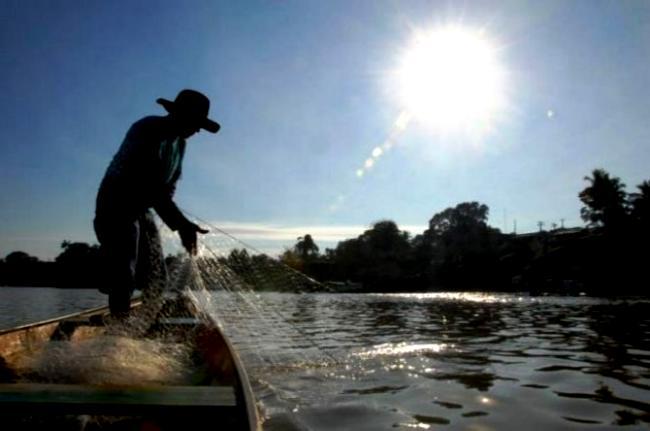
[204,221,426,242]
[162,220,426,257]
[162,220,424,240]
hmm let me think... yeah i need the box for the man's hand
[179,222,209,255]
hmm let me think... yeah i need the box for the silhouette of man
[94,89,219,317]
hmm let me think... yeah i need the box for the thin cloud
[215,221,425,242]
[174,221,425,242]
[159,220,426,257]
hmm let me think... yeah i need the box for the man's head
[157,89,220,139]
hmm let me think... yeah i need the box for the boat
[0,294,261,430]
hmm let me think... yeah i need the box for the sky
[1,0,650,260]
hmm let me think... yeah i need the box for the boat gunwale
[199,310,261,431]
[0,305,109,335]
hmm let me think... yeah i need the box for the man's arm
[154,191,208,255]
[153,193,187,231]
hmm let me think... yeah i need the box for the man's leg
[94,216,139,317]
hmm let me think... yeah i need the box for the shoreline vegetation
[1,168,648,296]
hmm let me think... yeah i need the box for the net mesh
[164,218,342,373]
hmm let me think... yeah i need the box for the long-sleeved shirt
[95,115,189,230]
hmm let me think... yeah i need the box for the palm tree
[578,169,628,229]
[630,180,650,227]
[294,234,319,260]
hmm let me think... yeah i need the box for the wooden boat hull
[0,296,261,430]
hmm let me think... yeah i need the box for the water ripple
[205,292,650,430]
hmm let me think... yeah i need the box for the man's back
[96,115,181,219]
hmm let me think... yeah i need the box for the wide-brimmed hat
[157,89,220,133]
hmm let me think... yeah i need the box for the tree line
[1,168,648,294]
[278,168,649,295]
[0,241,101,288]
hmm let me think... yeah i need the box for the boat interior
[0,295,257,430]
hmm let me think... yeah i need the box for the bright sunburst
[397,25,506,136]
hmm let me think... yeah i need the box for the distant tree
[426,202,490,238]
[324,248,336,260]
[279,234,320,274]
[250,253,310,291]
[5,251,39,265]
[330,237,363,280]
[579,169,628,230]
[55,241,99,266]
[422,202,492,256]
[355,220,412,290]
[630,180,650,228]
[280,248,303,271]
[227,248,252,269]
[223,248,259,287]
[224,248,311,292]
[628,180,650,293]
[419,202,503,289]
[359,220,410,255]
[1,251,51,287]
[294,234,319,259]
[55,241,101,288]
[327,220,412,290]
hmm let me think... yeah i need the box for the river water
[209,293,650,430]
[1,289,649,429]
[0,287,106,330]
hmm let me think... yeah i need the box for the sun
[396,25,506,136]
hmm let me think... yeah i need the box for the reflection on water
[355,342,450,357]
[0,287,106,330]
[221,293,650,430]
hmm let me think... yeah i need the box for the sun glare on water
[396,25,507,136]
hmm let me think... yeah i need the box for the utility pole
[560,218,565,229]
[538,221,544,232]
[513,220,517,234]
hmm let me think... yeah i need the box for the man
[95,89,218,316]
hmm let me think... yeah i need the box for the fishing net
[159,216,342,373]
[4,215,350,431]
